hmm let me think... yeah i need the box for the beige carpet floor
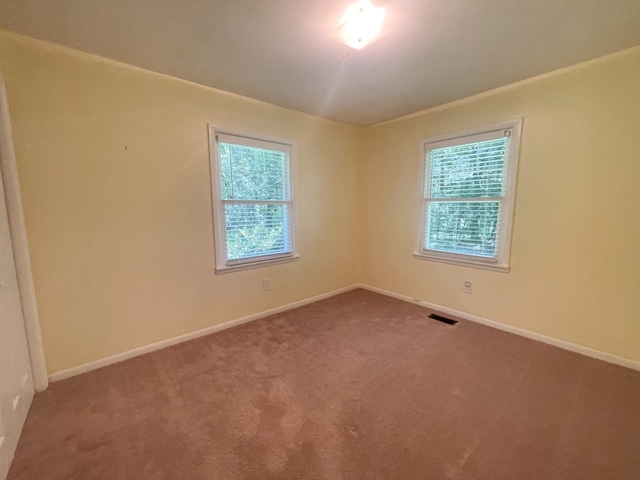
[8,289,640,479]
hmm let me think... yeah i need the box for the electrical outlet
[463,281,473,294]
[263,278,271,291]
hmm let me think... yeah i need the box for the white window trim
[208,125,299,274]
[413,119,522,273]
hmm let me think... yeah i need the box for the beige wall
[361,46,640,363]
[0,31,361,374]
[1,29,639,374]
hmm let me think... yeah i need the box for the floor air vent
[428,313,458,326]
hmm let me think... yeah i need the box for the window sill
[215,254,299,274]
[412,252,510,273]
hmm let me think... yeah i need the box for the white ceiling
[1,0,640,126]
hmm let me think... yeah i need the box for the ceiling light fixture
[334,0,389,50]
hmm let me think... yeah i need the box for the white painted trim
[48,285,359,382]
[412,252,510,273]
[372,44,640,128]
[207,125,298,274]
[215,255,300,274]
[0,77,48,392]
[415,119,522,272]
[48,281,640,383]
[356,283,640,372]
[0,30,354,130]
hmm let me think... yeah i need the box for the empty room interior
[0,0,639,478]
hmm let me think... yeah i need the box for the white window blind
[416,120,521,271]
[210,129,296,272]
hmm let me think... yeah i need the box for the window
[415,120,522,272]
[209,128,297,273]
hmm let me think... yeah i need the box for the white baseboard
[49,282,640,382]
[356,283,640,372]
[48,284,359,382]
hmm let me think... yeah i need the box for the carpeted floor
[8,289,640,479]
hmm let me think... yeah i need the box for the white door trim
[0,76,48,392]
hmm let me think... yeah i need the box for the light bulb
[335,1,387,50]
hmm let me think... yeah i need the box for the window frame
[414,119,522,272]
[208,126,298,274]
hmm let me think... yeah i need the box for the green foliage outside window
[425,138,507,258]
[219,143,290,261]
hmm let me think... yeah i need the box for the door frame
[0,76,48,392]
